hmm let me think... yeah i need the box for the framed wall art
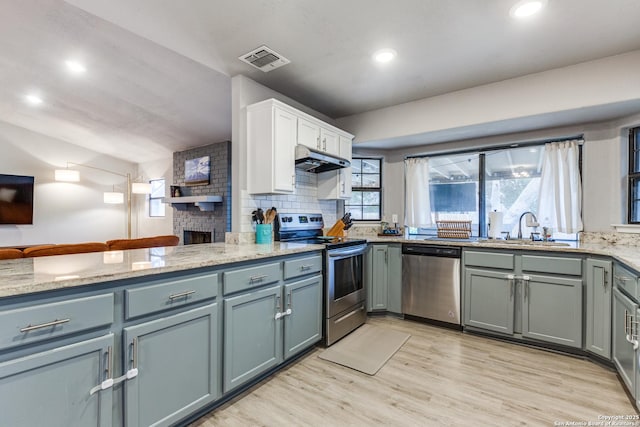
[184,156,210,185]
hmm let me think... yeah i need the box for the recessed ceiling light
[510,0,547,18]
[65,60,86,74]
[372,48,397,63]
[24,94,43,106]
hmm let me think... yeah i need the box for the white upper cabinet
[339,135,352,162]
[297,118,321,151]
[320,128,339,156]
[246,98,354,195]
[247,101,297,194]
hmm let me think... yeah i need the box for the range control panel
[278,213,324,230]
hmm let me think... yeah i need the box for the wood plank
[191,317,636,426]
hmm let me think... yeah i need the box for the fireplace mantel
[162,195,223,211]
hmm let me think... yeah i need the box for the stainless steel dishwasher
[402,244,461,327]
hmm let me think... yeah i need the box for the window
[149,178,166,217]
[409,143,580,240]
[629,127,640,223]
[346,158,381,220]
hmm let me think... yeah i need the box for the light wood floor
[191,317,636,426]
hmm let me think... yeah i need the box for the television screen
[0,174,34,225]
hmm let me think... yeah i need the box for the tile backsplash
[239,171,339,233]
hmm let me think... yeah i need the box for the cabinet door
[613,288,637,395]
[463,268,514,334]
[273,107,297,193]
[123,304,219,427]
[339,135,352,162]
[0,334,114,427]
[284,275,322,360]
[320,128,339,155]
[386,245,402,314]
[370,245,388,311]
[297,118,320,150]
[585,259,612,358]
[521,274,583,348]
[223,285,282,393]
[338,168,352,199]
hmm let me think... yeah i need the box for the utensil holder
[255,224,272,244]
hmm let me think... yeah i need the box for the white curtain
[537,140,583,233]
[404,157,432,228]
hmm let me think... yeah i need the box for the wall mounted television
[0,174,34,225]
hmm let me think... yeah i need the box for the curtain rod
[404,135,584,160]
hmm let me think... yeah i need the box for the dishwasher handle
[402,244,461,258]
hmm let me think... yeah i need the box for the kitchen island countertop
[0,242,324,298]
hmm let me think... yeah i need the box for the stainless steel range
[275,213,368,346]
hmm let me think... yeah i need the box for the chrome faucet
[517,211,539,240]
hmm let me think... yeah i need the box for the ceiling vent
[239,45,290,72]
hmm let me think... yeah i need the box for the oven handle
[327,246,367,258]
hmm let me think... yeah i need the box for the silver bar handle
[106,346,112,379]
[168,290,195,300]
[603,270,608,288]
[523,275,530,300]
[250,274,268,282]
[316,136,320,150]
[615,274,631,282]
[131,337,138,369]
[300,264,313,271]
[20,318,70,333]
[287,291,292,309]
[292,175,296,186]
[625,310,630,335]
[276,295,281,312]
[507,274,515,299]
[323,138,327,151]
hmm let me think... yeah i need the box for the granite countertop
[0,242,324,298]
[366,235,640,273]
[1,236,639,299]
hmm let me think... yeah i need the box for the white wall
[338,50,640,145]
[136,157,173,238]
[0,121,163,246]
[231,75,341,233]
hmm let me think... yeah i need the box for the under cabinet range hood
[294,145,350,173]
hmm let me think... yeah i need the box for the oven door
[326,244,366,317]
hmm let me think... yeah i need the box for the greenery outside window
[629,127,640,223]
[149,178,166,217]
[346,158,382,220]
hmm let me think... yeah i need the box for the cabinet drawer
[521,255,582,276]
[614,263,638,297]
[284,255,322,280]
[223,262,281,295]
[464,251,514,270]
[0,293,114,351]
[125,273,218,319]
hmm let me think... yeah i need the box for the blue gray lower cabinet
[0,334,114,427]
[123,304,219,427]
[613,287,637,398]
[283,275,323,359]
[366,244,402,314]
[464,267,515,335]
[223,274,323,393]
[521,274,582,348]
[585,259,612,358]
[462,250,583,349]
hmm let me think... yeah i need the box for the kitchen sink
[474,239,572,247]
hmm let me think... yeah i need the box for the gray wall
[172,141,231,243]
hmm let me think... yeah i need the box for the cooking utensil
[251,208,265,224]
[264,207,277,224]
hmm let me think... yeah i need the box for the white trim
[612,224,640,233]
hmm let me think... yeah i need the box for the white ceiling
[2,0,640,162]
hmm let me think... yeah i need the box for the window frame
[628,127,640,224]
[347,157,383,222]
[407,139,582,240]
[148,178,166,218]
